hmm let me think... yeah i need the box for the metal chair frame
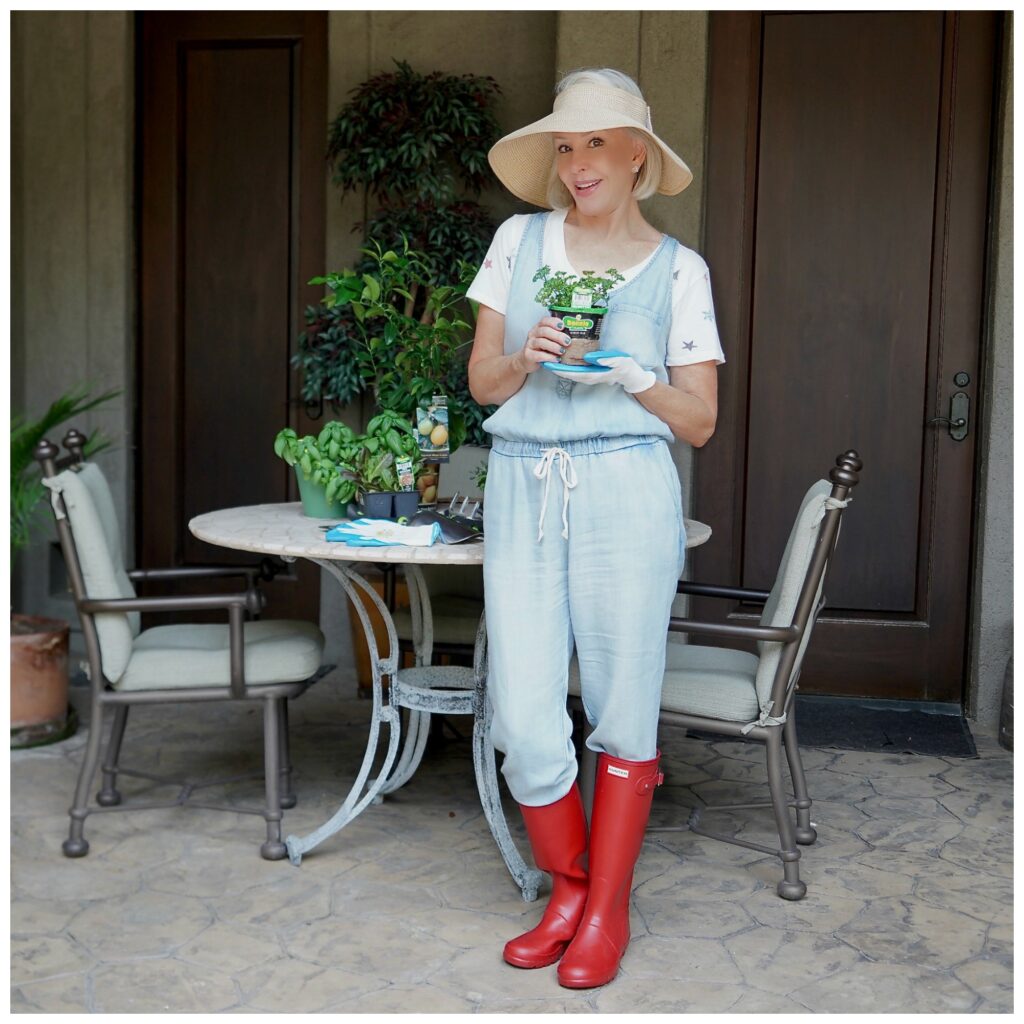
[34,432,322,861]
[645,449,862,899]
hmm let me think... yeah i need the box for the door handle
[927,392,969,441]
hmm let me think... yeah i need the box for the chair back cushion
[755,479,837,708]
[42,466,139,683]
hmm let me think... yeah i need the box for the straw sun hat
[487,81,693,209]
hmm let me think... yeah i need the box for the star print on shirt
[484,258,493,270]
[506,255,513,271]
[702,310,715,321]
[683,340,696,351]
[673,270,680,280]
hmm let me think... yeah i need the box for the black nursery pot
[393,491,420,519]
[549,305,606,364]
[360,491,394,518]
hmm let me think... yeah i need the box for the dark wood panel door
[138,12,327,622]
[698,12,1001,702]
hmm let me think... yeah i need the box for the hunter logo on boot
[606,765,630,779]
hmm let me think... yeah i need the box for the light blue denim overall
[481,210,687,806]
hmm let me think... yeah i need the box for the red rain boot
[503,783,589,969]
[556,750,663,988]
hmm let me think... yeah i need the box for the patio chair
[34,435,327,861]
[570,449,861,900]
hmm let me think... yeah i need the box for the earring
[632,166,639,173]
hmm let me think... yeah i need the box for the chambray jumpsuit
[481,210,687,807]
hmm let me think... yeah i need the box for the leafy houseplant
[533,265,626,364]
[311,237,480,455]
[11,386,120,748]
[295,58,502,444]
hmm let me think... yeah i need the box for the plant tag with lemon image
[415,394,450,463]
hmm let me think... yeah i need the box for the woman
[466,67,725,989]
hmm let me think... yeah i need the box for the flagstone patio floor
[10,667,1013,1013]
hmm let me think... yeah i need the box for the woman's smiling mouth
[575,179,601,195]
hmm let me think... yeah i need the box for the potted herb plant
[11,386,119,748]
[354,410,424,518]
[273,422,360,518]
[532,265,626,364]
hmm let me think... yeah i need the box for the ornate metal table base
[283,559,543,902]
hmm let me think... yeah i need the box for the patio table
[189,500,711,899]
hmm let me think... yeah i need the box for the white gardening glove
[572,349,657,393]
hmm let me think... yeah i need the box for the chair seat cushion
[392,594,484,646]
[568,642,761,724]
[660,643,761,722]
[116,619,325,692]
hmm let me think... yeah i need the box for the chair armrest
[668,615,798,643]
[676,581,771,603]
[79,592,258,698]
[79,591,263,615]
[128,558,285,583]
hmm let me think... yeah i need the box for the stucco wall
[967,14,1014,736]
[10,12,135,632]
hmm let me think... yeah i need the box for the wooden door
[137,12,326,622]
[697,12,1002,702]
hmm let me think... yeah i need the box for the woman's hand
[515,316,571,373]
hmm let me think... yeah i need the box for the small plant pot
[393,491,421,519]
[294,466,347,519]
[360,491,394,518]
[549,305,606,364]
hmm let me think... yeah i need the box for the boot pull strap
[635,769,664,794]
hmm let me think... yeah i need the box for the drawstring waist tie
[532,447,577,541]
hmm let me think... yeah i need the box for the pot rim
[11,612,70,636]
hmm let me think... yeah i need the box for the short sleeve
[665,252,726,367]
[466,215,528,317]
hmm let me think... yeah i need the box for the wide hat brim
[487,82,693,209]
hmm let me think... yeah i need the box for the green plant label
[563,315,595,332]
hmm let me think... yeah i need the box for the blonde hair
[544,67,663,209]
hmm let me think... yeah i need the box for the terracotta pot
[11,613,77,748]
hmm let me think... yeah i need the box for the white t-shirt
[466,207,726,367]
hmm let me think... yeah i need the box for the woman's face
[552,128,645,211]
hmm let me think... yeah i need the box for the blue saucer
[540,361,610,374]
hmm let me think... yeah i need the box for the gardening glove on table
[573,350,657,394]
[325,518,442,547]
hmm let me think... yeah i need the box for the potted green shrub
[11,386,119,748]
[532,265,626,364]
[294,59,501,444]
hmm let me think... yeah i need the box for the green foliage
[532,265,626,309]
[291,302,365,410]
[310,238,481,443]
[355,199,494,288]
[274,412,425,501]
[472,460,488,492]
[296,59,501,446]
[11,386,120,561]
[327,58,502,205]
